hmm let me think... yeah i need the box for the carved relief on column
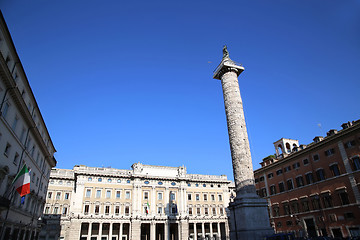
[220,70,256,195]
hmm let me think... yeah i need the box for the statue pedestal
[229,195,274,240]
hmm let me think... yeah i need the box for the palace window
[284,166,291,172]
[106,190,111,199]
[273,205,279,217]
[293,162,300,169]
[211,194,215,201]
[270,185,277,195]
[188,207,192,215]
[204,194,208,201]
[170,192,176,201]
[196,194,200,201]
[311,195,321,210]
[105,206,110,215]
[116,190,121,199]
[188,193,192,201]
[144,191,149,200]
[287,179,294,190]
[279,182,285,192]
[4,143,11,157]
[218,194,223,201]
[316,169,326,181]
[283,203,290,215]
[344,140,356,148]
[338,191,350,205]
[158,192,163,200]
[125,206,130,216]
[115,206,120,215]
[291,201,299,214]
[352,156,360,171]
[95,205,100,214]
[325,148,335,156]
[296,176,304,187]
[276,169,283,175]
[330,164,340,176]
[313,154,320,161]
[86,189,91,198]
[96,190,101,198]
[303,158,309,165]
[212,207,216,215]
[197,208,201,216]
[158,207,162,214]
[322,193,333,208]
[268,173,274,179]
[125,191,130,199]
[305,172,314,184]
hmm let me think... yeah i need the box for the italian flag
[146,202,150,214]
[12,164,31,197]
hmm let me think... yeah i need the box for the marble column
[193,224,197,240]
[150,222,156,240]
[217,223,221,239]
[87,222,92,240]
[109,223,113,240]
[164,221,169,240]
[213,46,274,240]
[201,223,205,238]
[210,223,213,238]
[119,223,123,240]
[99,222,103,238]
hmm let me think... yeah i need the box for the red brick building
[254,120,360,238]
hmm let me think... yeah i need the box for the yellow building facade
[40,163,232,240]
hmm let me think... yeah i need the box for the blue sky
[1,1,359,180]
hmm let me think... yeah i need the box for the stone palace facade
[254,120,360,238]
[0,11,56,240]
[40,163,232,240]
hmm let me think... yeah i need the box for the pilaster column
[164,221,169,240]
[210,222,213,238]
[87,222,93,240]
[99,222,103,238]
[151,186,156,215]
[119,223,123,240]
[109,223,113,240]
[150,222,156,240]
[338,141,360,203]
[225,221,229,239]
[201,223,205,238]
[217,222,221,239]
[194,223,197,240]
[165,188,170,215]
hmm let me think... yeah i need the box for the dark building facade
[254,120,360,238]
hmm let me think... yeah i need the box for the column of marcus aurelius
[213,46,274,240]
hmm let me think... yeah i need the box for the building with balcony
[0,11,56,240]
[40,163,231,240]
[254,120,360,239]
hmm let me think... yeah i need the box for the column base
[229,196,274,240]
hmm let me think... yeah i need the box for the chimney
[327,129,338,136]
[313,136,324,143]
[341,122,353,130]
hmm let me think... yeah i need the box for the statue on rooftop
[223,45,229,59]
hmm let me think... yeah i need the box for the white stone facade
[0,12,56,240]
[40,163,231,240]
